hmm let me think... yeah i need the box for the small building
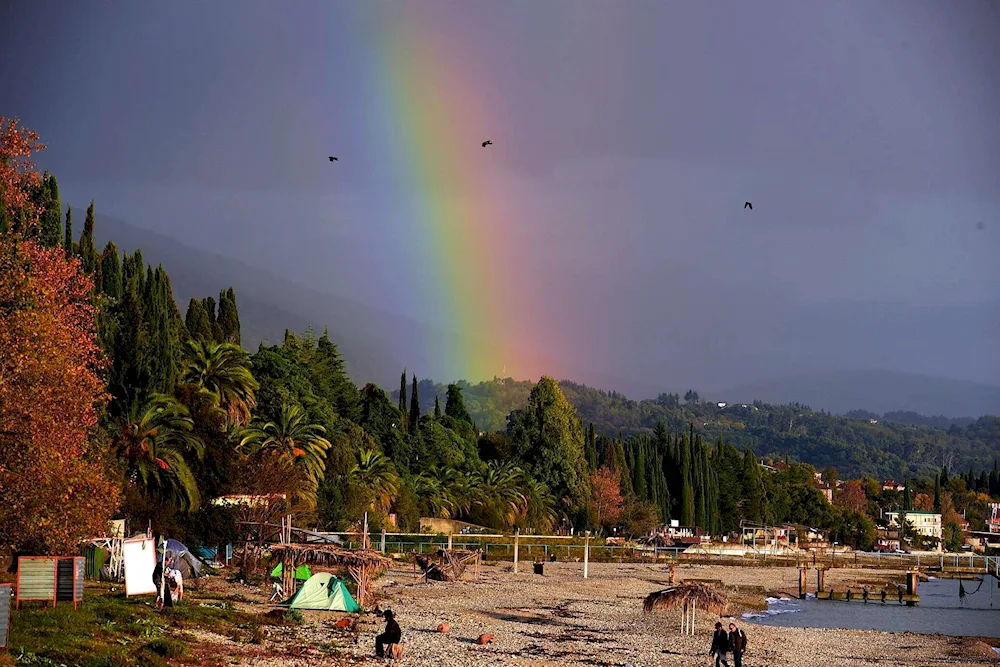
[815,481,834,504]
[885,511,942,541]
[882,481,905,492]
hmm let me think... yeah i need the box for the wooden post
[680,601,685,635]
[362,512,369,550]
[816,566,826,593]
[906,570,918,606]
[691,597,696,634]
[798,567,808,599]
[380,529,387,553]
[513,530,520,573]
[448,533,453,550]
[583,533,590,579]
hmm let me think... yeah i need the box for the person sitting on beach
[375,609,402,658]
[710,621,731,667]
[728,622,747,667]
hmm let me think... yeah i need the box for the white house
[886,511,941,541]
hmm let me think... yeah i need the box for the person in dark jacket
[375,609,402,657]
[728,622,747,667]
[710,621,731,667]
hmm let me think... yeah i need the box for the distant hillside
[403,378,1000,480]
[716,370,1000,419]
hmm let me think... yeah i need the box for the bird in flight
[328,156,338,161]
[482,140,492,148]
[744,201,752,210]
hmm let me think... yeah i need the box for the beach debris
[477,633,496,645]
[437,623,451,633]
[334,618,352,628]
[414,549,482,582]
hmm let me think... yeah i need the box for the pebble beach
[194,561,1000,666]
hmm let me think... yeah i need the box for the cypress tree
[398,369,408,426]
[63,206,73,255]
[903,481,912,511]
[38,174,62,248]
[933,473,941,512]
[409,374,420,426]
[78,200,98,273]
[633,440,648,499]
[741,449,766,524]
[185,298,214,342]
[433,395,442,419]
[100,241,123,299]
[201,296,222,342]
[444,384,473,425]
[585,423,598,471]
[216,287,241,345]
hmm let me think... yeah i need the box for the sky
[1,0,998,392]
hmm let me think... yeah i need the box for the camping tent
[280,572,360,612]
[271,562,312,581]
[156,539,203,579]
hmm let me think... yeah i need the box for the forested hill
[398,378,1000,481]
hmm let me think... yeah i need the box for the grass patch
[7,582,288,666]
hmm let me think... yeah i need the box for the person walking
[710,621,731,667]
[728,621,748,667]
[375,609,402,658]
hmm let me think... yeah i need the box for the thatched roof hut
[643,583,729,616]
[268,543,391,607]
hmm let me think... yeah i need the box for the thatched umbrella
[644,583,728,635]
[268,543,391,607]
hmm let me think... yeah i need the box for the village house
[882,480,906,492]
[885,510,942,541]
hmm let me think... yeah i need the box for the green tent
[280,572,360,612]
[271,563,312,580]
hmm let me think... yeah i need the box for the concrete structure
[418,518,493,535]
[886,511,942,540]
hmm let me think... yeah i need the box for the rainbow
[343,5,558,383]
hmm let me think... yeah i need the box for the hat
[715,621,723,629]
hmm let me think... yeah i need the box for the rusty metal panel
[16,557,56,605]
[0,583,10,648]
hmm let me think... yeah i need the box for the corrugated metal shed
[16,557,56,609]
[0,582,11,649]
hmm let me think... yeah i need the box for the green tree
[741,449,766,524]
[78,200,97,274]
[100,241,123,299]
[38,173,61,248]
[398,368,408,427]
[216,287,241,345]
[434,396,442,419]
[113,394,205,513]
[185,298,214,343]
[238,403,332,507]
[350,449,401,512]
[409,374,420,426]
[507,376,590,520]
[181,340,259,427]
[63,206,73,255]
[942,520,963,552]
[445,383,473,426]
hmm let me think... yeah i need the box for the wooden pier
[800,566,921,606]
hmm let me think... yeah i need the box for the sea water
[744,578,1000,639]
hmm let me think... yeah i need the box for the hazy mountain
[91,213,664,393]
[716,369,1000,418]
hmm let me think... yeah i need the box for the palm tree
[350,449,400,511]
[181,340,259,427]
[412,469,458,519]
[473,462,527,529]
[113,394,205,512]
[238,403,331,506]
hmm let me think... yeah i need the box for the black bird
[744,201,752,210]
[482,140,492,148]
[328,156,338,161]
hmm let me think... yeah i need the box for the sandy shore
[190,561,999,666]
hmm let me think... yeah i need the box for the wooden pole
[513,530,520,574]
[381,529,386,554]
[448,533,453,550]
[691,597,696,635]
[799,567,808,599]
[363,512,369,550]
[583,534,590,579]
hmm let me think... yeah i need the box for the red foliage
[0,117,46,224]
[590,465,624,530]
[834,480,868,514]
[0,120,121,554]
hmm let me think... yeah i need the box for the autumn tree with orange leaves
[0,118,122,554]
[590,465,624,532]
